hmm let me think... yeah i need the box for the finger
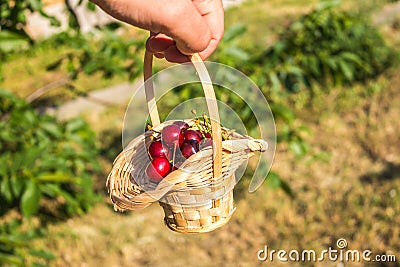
[154,1,212,55]
[146,37,165,58]
[154,53,165,59]
[91,0,211,54]
[147,34,175,53]
[146,35,189,62]
[192,0,224,59]
[164,46,190,63]
[198,38,219,60]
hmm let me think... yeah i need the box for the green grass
[223,0,318,50]
[1,28,148,102]
[223,0,397,51]
[1,43,128,101]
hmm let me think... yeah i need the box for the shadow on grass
[360,161,400,184]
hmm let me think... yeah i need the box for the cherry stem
[172,143,177,166]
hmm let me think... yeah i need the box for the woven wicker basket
[106,52,268,233]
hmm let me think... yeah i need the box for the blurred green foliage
[0,219,55,266]
[248,1,396,92]
[0,0,60,53]
[46,28,145,81]
[0,89,101,265]
[0,89,101,218]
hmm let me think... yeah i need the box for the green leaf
[31,263,51,267]
[223,23,247,42]
[0,252,24,266]
[297,125,312,135]
[340,52,363,66]
[65,118,86,133]
[285,64,304,76]
[39,184,58,198]
[82,61,99,75]
[10,176,26,198]
[271,41,286,54]
[0,233,25,247]
[338,59,354,81]
[280,179,295,198]
[0,177,13,203]
[41,184,80,215]
[266,172,282,189]
[29,249,56,261]
[0,31,30,52]
[27,0,43,11]
[268,71,281,91]
[86,1,97,11]
[20,180,41,218]
[223,47,250,62]
[37,9,61,27]
[37,172,78,183]
[41,122,62,138]
[23,110,37,125]
[289,140,308,158]
[266,172,294,197]
[270,103,295,124]
[46,58,64,71]
[307,55,320,76]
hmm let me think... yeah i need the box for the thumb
[156,2,212,55]
[90,0,212,54]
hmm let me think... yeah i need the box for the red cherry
[184,130,202,143]
[181,140,199,159]
[204,132,212,139]
[173,120,189,132]
[196,130,202,137]
[146,157,171,182]
[196,130,212,139]
[148,140,167,159]
[161,124,184,148]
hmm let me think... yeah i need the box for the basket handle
[143,51,222,179]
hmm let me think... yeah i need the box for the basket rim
[106,124,267,212]
[122,123,267,190]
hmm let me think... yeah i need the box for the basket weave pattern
[107,120,267,232]
[106,52,268,233]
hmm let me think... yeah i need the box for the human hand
[91,0,224,63]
